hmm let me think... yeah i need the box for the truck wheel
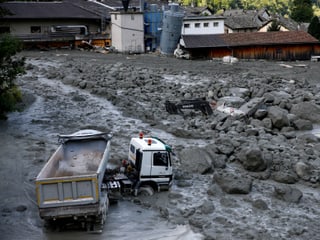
[139,186,154,196]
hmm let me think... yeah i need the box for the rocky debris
[291,102,320,122]
[213,170,253,194]
[16,51,320,240]
[273,185,303,203]
[237,146,268,172]
[15,205,27,212]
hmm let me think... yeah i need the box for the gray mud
[1,50,320,240]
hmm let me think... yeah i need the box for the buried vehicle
[106,132,174,199]
[35,130,173,231]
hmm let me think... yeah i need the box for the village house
[181,15,225,35]
[222,8,271,33]
[110,10,145,53]
[180,31,320,60]
[0,1,112,48]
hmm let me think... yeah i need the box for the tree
[267,20,281,31]
[308,16,320,39]
[290,0,314,23]
[0,3,25,119]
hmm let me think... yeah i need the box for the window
[195,23,200,28]
[213,22,219,27]
[153,152,169,166]
[130,144,135,154]
[204,22,209,27]
[31,26,41,33]
[184,23,190,28]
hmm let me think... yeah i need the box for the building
[222,8,271,33]
[110,11,145,53]
[180,31,320,60]
[181,15,224,35]
[144,3,163,51]
[0,1,110,48]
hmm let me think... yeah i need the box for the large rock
[267,106,289,129]
[178,147,213,174]
[274,185,303,203]
[237,146,267,171]
[290,102,320,123]
[213,170,252,194]
[294,161,311,180]
[292,119,313,130]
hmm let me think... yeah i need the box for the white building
[181,15,225,35]
[110,11,144,53]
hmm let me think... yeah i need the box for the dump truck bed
[35,130,111,219]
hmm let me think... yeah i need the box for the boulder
[213,170,252,194]
[274,185,303,203]
[294,161,311,180]
[267,106,289,129]
[292,119,313,130]
[291,102,320,123]
[178,147,213,174]
[237,146,267,171]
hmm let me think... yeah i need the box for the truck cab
[127,133,173,192]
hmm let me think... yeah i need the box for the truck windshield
[153,152,169,166]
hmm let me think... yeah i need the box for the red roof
[182,31,320,48]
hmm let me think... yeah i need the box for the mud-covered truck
[36,130,173,231]
[106,132,174,198]
[35,130,112,231]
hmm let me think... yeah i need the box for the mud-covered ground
[1,50,320,240]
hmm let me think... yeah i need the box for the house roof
[224,15,260,30]
[183,15,225,21]
[182,31,320,49]
[0,1,101,19]
[181,6,213,16]
[0,0,170,20]
[222,8,271,31]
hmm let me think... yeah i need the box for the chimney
[122,0,130,12]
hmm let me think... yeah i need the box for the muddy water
[0,58,204,239]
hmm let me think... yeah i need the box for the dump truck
[35,129,112,231]
[35,130,173,231]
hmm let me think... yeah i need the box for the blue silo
[144,4,163,51]
[160,3,184,55]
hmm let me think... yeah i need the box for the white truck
[35,130,173,231]
[107,132,174,198]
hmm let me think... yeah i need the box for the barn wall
[190,44,320,60]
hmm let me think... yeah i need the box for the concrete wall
[182,18,224,35]
[5,19,101,35]
[111,12,144,53]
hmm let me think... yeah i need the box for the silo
[144,4,163,51]
[160,3,184,55]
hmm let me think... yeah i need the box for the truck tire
[139,186,154,196]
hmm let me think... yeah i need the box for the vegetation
[0,2,25,120]
[179,0,320,19]
[267,20,281,31]
[290,0,314,22]
[308,16,320,39]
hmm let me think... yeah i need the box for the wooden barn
[180,31,320,61]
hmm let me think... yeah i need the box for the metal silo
[160,3,184,55]
[144,4,163,51]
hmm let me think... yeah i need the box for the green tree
[267,20,281,31]
[290,0,314,22]
[308,16,320,39]
[0,2,25,119]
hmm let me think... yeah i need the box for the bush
[0,34,25,119]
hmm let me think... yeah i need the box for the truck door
[135,149,143,177]
[150,151,172,177]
